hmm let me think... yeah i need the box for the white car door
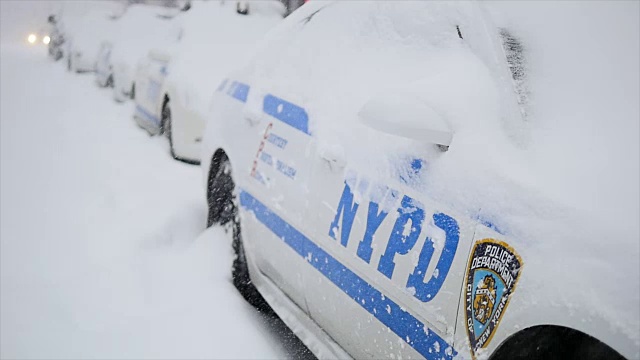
[303,146,479,359]
[252,2,504,358]
[223,79,313,313]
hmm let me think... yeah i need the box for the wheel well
[208,149,229,190]
[206,149,232,227]
[162,94,170,111]
[489,325,625,360]
[160,94,170,130]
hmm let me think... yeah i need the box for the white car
[93,4,181,101]
[65,8,118,73]
[133,1,283,163]
[201,2,639,360]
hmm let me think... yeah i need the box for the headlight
[42,35,51,45]
[27,34,37,44]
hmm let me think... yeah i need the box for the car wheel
[231,218,273,314]
[206,154,272,314]
[67,56,71,72]
[206,153,236,228]
[106,74,113,88]
[161,100,176,159]
[130,83,135,100]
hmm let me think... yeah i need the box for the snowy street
[0,44,311,359]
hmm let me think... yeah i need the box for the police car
[201,2,639,359]
[132,1,283,163]
[65,8,117,73]
[94,4,181,101]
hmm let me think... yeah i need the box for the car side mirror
[358,93,453,149]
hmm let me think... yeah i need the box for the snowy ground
[0,44,312,359]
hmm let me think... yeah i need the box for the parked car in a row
[65,8,118,73]
[132,0,284,163]
[94,4,183,101]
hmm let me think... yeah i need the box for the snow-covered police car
[133,1,283,164]
[201,1,639,359]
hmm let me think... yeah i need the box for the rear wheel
[130,83,136,100]
[206,153,235,227]
[490,326,625,360]
[161,99,176,159]
[206,154,272,313]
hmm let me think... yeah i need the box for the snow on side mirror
[358,93,453,149]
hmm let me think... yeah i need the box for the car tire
[130,83,136,100]
[206,153,236,228]
[161,99,176,159]
[105,74,113,88]
[231,219,273,314]
[206,154,273,314]
[67,56,72,72]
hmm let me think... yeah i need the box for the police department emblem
[464,239,522,358]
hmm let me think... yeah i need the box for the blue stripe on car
[239,190,456,359]
[135,105,160,126]
[263,94,310,135]
[226,81,249,103]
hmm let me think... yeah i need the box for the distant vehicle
[65,8,117,73]
[132,1,283,164]
[46,15,64,61]
[201,2,638,360]
[26,29,49,46]
[92,4,181,101]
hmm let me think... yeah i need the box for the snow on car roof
[108,4,184,67]
[242,1,638,241]
[164,0,285,115]
[65,9,117,56]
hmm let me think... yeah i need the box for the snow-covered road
[0,44,311,359]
